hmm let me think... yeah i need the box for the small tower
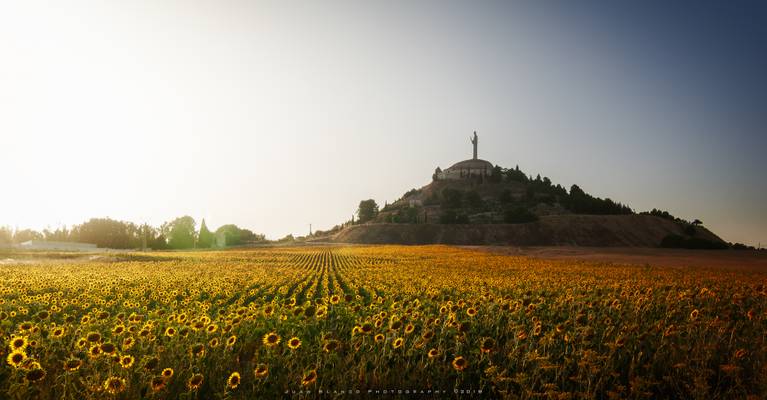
[471,131,478,160]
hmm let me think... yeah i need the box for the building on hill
[434,131,494,180]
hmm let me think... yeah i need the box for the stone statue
[471,131,478,160]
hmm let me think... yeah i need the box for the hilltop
[318,133,729,248]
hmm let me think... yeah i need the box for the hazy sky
[1,1,765,245]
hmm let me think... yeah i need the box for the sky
[1,1,765,245]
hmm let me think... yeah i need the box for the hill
[319,160,729,248]
[328,214,724,247]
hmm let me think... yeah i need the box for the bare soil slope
[329,214,723,247]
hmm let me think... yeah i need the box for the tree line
[0,216,265,250]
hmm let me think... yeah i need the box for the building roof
[445,158,494,171]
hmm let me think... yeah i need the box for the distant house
[18,241,98,251]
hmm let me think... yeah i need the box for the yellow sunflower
[6,350,27,368]
[150,376,166,392]
[9,336,28,351]
[227,372,241,389]
[120,355,135,369]
[287,337,302,350]
[254,363,269,378]
[187,373,204,391]
[63,358,82,372]
[452,355,468,371]
[262,332,280,347]
[301,369,317,386]
[103,376,127,395]
[161,368,174,380]
[25,368,46,383]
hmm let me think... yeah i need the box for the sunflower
[323,339,339,353]
[227,372,241,389]
[209,338,220,348]
[112,325,126,335]
[287,337,302,350]
[735,349,747,359]
[122,337,135,350]
[480,338,495,353]
[226,335,237,347]
[63,358,82,372]
[103,376,127,395]
[88,345,102,358]
[9,336,28,351]
[392,337,404,349]
[143,356,159,371]
[190,343,205,357]
[404,324,415,334]
[187,373,204,390]
[374,334,385,343]
[100,342,116,355]
[301,369,317,386]
[254,363,269,378]
[206,324,218,334]
[161,367,174,380]
[262,332,280,347]
[51,327,65,339]
[427,348,440,358]
[361,323,373,335]
[164,327,176,337]
[517,330,528,341]
[86,331,102,343]
[690,309,700,321]
[330,295,340,304]
[25,368,46,383]
[263,305,274,317]
[466,308,478,317]
[76,338,88,348]
[7,350,27,368]
[452,355,468,371]
[120,355,135,369]
[150,376,166,392]
[316,306,327,318]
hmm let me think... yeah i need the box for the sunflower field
[0,246,765,399]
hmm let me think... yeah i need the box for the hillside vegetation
[324,165,729,248]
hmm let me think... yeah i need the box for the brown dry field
[466,246,767,271]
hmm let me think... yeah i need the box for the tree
[499,189,513,205]
[488,165,503,183]
[164,216,196,249]
[692,219,702,226]
[504,207,539,224]
[0,227,12,246]
[197,219,213,248]
[70,218,140,249]
[215,224,242,247]
[357,200,379,223]
[13,229,43,243]
[465,190,484,209]
[441,188,463,209]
